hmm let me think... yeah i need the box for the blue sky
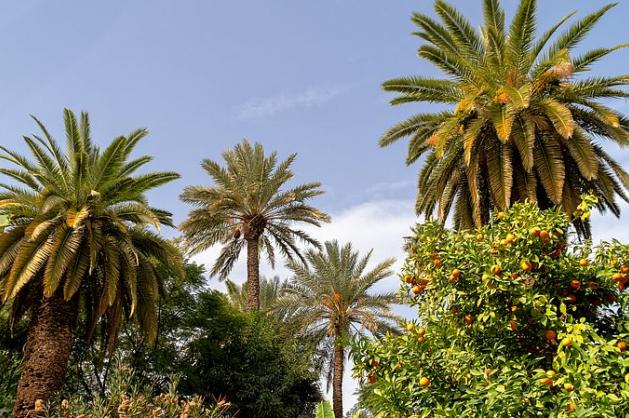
[1,0,628,413]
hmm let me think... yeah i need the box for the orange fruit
[412,285,422,295]
[433,258,442,268]
[520,259,533,272]
[464,314,474,325]
[505,233,516,243]
[618,341,628,352]
[539,230,550,243]
[448,274,458,284]
[618,282,627,291]
[587,280,598,289]
[417,335,425,343]
[491,265,502,276]
[612,272,623,282]
[566,294,577,304]
[621,266,629,274]
[496,212,506,220]
[564,383,574,392]
[579,258,589,267]
[403,275,413,284]
[476,233,484,242]
[367,373,376,384]
[370,359,379,368]
[509,320,518,331]
[419,377,431,388]
[510,272,520,280]
[451,269,461,279]
[569,279,581,290]
[565,401,576,412]
[417,327,426,337]
[545,329,557,341]
[406,323,414,332]
[539,377,554,387]
[546,370,556,377]
[562,337,573,348]
[529,227,541,237]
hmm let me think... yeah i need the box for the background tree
[0,109,183,417]
[379,0,629,236]
[273,241,401,418]
[225,276,285,311]
[180,139,330,311]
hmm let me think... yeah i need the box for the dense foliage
[353,201,629,417]
[379,0,629,235]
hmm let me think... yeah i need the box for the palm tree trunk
[245,237,260,311]
[12,292,78,418]
[333,343,344,418]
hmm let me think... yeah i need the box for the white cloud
[238,85,347,120]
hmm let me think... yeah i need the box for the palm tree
[180,140,330,311]
[272,241,401,418]
[225,276,285,311]
[380,0,629,236]
[0,110,183,418]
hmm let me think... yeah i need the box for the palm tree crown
[180,139,330,310]
[380,0,629,235]
[0,109,183,344]
[272,241,400,418]
[225,276,285,311]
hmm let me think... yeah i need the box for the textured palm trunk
[333,343,344,418]
[12,292,78,418]
[245,237,260,311]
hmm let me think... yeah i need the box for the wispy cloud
[238,84,347,120]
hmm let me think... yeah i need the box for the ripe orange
[476,233,484,242]
[529,227,541,237]
[451,269,461,279]
[433,258,442,268]
[622,266,629,274]
[491,265,502,276]
[419,377,431,388]
[406,323,415,332]
[496,212,506,220]
[511,305,518,312]
[569,279,581,290]
[545,330,557,341]
[618,282,626,291]
[505,233,516,243]
[579,258,589,267]
[539,377,554,387]
[564,383,574,392]
[417,335,425,343]
[612,272,623,282]
[565,401,576,413]
[403,275,413,284]
[417,327,426,337]
[539,230,550,243]
[546,370,556,377]
[412,285,422,295]
[562,337,573,348]
[448,274,458,284]
[520,259,533,272]
[618,341,628,352]
[450,305,460,314]
[464,314,474,325]
[509,320,517,331]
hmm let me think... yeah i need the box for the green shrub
[353,201,629,417]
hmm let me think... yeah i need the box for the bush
[37,366,232,418]
[353,201,629,417]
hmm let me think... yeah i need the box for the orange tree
[353,201,629,417]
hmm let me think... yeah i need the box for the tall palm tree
[225,275,285,311]
[0,110,183,418]
[180,140,330,311]
[272,241,401,418]
[380,0,629,236]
